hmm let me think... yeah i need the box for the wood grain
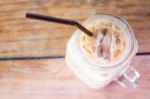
[0,0,150,57]
[0,55,149,99]
[0,1,150,99]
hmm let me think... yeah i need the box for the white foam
[79,14,133,67]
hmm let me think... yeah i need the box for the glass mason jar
[65,13,140,89]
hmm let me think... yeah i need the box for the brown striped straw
[26,13,93,36]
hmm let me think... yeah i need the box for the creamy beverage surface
[80,19,129,66]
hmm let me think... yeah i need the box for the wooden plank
[1,0,150,6]
[0,55,149,99]
[0,2,150,18]
[0,0,149,57]
[0,1,150,18]
[0,0,31,4]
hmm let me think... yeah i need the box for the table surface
[0,0,150,99]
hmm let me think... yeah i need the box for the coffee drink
[65,14,139,89]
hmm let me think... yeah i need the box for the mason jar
[65,13,140,89]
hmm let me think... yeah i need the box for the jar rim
[77,13,137,69]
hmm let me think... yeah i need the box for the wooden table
[0,0,150,99]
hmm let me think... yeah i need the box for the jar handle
[115,66,140,88]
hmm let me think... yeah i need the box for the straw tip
[25,13,30,18]
[89,33,93,36]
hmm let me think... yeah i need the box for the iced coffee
[66,14,140,89]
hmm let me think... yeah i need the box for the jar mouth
[77,13,136,69]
